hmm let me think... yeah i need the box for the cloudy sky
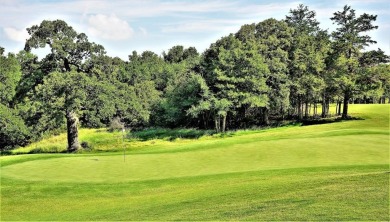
[1,0,389,60]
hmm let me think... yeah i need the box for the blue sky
[1,0,389,60]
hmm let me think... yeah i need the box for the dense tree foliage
[0,50,21,105]
[330,5,379,118]
[200,34,269,131]
[1,5,388,151]
[0,50,30,149]
[286,4,328,119]
[22,20,107,151]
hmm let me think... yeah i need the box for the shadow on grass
[27,147,68,154]
[301,116,364,126]
[129,128,216,141]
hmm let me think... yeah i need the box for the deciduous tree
[24,20,105,151]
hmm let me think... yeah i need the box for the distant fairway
[1,104,389,220]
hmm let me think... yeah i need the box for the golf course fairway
[1,104,389,220]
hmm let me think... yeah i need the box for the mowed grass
[1,104,389,220]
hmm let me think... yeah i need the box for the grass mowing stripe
[1,164,388,221]
[2,134,387,183]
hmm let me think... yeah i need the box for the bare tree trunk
[214,115,220,133]
[337,101,341,116]
[222,114,226,133]
[304,101,309,119]
[66,110,79,152]
[342,92,350,119]
[321,95,326,118]
[314,102,317,117]
[321,97,330,118]
[262,107,270,125]
[298,96,303,120]
[321,94,330,118]
[326,98,330,117]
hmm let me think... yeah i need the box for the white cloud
[1,0,389,58]
[161,19,245,33]
[87,14,133,40]
[3,27,29,42]
[139,27,147,36]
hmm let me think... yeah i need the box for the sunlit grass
[11,104,389,155]
[1,165,388,221]
[1,104,389,220]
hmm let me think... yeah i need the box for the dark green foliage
[356,64,390,103]
[157,72,208,128]
[163,45,185,63]
[0,49,30,150]
[203,32,274,129]
[0,104,30,150]
[285,5,329,119]
[22,20,108,151]
[330,5,379,118]
[163,45,199,63]
[127,50,165,87]
[13,51,43,104]
[0,52,21,105]
[1,6,389,150]
[235,19,293,123]
[183,47,199,60]
[359,49,389,67]
[25,20,105,73]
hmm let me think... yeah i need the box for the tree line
[1,4,389,151]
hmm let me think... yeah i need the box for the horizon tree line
[1,4,389,151]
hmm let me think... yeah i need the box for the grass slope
[1,104,389,220]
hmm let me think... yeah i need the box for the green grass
[1,104,389,220]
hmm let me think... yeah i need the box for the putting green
[2,134,387,183]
